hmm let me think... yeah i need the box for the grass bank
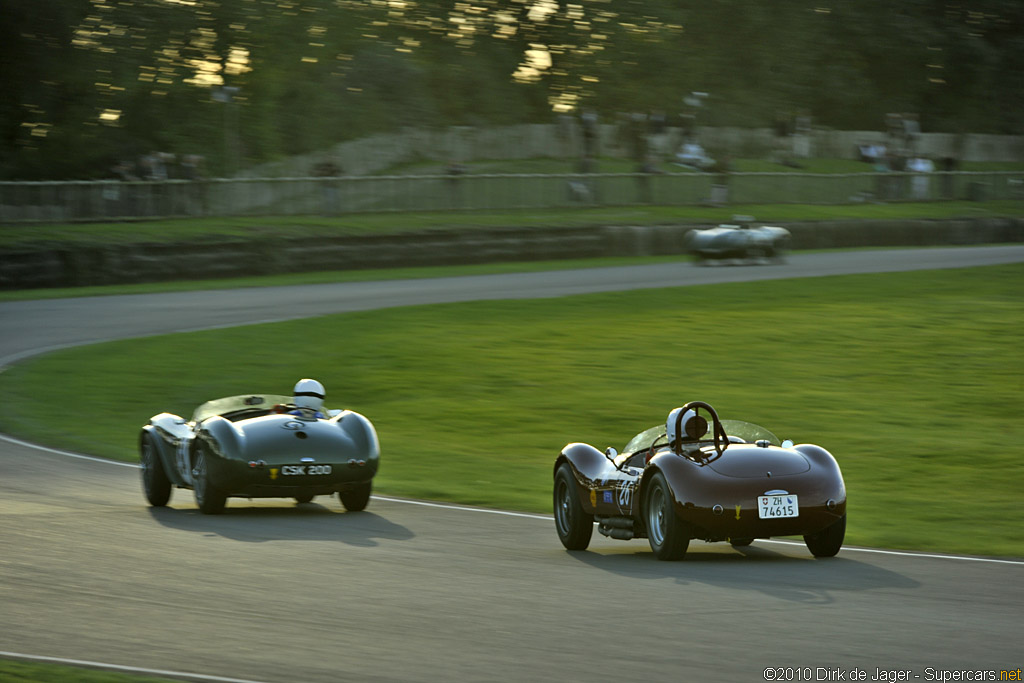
[1,264,1021,557]
[0,253,692,302]
[4,200,1022,249]
[0,659,176,682]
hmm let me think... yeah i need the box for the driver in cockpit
[275,378,327,419]
[666,406,708,453]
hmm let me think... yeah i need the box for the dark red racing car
[553,401,847,560]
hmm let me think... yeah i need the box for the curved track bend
[1,246,1022,682]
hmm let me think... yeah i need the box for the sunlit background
[2,0,1022,179]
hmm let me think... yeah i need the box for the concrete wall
[4,217,1021,290]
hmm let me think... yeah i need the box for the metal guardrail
[0,171,1020,224]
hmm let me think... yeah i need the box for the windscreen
[191,394,291,423]
[622,419,781,453]
[623,425,665,454]
[720,419,781,446]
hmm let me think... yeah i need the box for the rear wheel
[140,433,171,507]
[645,472,689,560]
[730,537,754,548]
[294,493,315,504]
[746,245,768,261]
[804,514,846,558]
[339,481,372,511]
[193,443,227,515]
[553,463,593,550]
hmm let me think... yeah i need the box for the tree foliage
[1,0,1021,179]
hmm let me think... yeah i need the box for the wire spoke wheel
[140,433,171,507]
[193,444,227,514]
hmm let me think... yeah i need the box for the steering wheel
[675,401,729,459]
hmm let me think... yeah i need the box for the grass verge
[3,200,1023,249]
[0,254,693,302]
[0,264,1021,557]
[0,659,176,682]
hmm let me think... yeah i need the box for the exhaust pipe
[596,516,635,540]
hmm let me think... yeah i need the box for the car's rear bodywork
[553,404,846,559]
[140,394,379,513]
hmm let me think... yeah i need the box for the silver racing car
[684,215,791,262]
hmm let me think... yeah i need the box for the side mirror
[605,447,618,458]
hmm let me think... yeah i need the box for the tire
[294,493,315,504]
[193,443,227,515]
[553,463,593,550]
[140,432,172,507]
[339,481,372,512]
[645,472,689,560]
[804,514,846,558]
[730,537,754,548]
[746,245,768,262]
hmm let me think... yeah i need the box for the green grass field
[4,200,1022,249]
[1,263,1021,557]
[0,659,178,682]
[0,254,695,302]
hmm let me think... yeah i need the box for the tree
[1,0,1020,179]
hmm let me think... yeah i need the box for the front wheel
[553,463,593,550]
[804,514,846,558]
[645,472,689,560]
[193,443,227,515]
[339,481,372,511]
[140,432,172,507]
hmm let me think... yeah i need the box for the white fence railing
[1,171,1021,224]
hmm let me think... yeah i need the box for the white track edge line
[4,434,1022,566]
[0,650,271,683]
[0,433,138,467]
[370,496,1024,565]
[754,538,1024,565]
[370,495,550,520]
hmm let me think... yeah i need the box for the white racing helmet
[293,378,325,411]
[666,406,709,449]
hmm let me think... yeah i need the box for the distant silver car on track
[684,216,791,263]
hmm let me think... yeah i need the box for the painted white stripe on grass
[0,650,271,683]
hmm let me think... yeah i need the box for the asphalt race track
[2,247,1023,683]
